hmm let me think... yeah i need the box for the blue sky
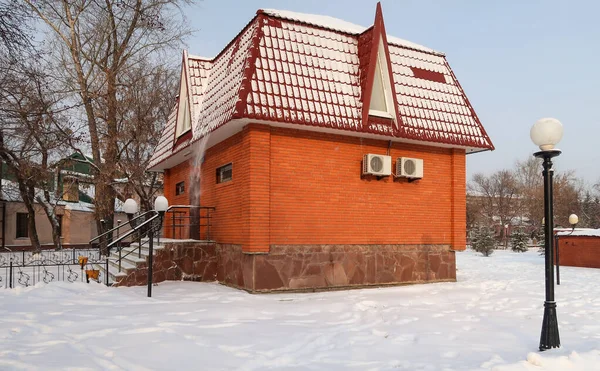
[181,0,600,185]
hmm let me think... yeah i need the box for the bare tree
[25,0,192,235]
[117,62,177,211]
[0,60,83,250]
[468,170,522,244]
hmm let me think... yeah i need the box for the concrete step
[110,249,147,266]
[91,263,121,285]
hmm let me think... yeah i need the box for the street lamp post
[556,214,578,286]
[530,117,563,351]
[147,196,169,298]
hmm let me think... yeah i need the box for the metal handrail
[115,218,163,267]
[167,205,216,211]
[106,211,159,251]
[89,210,156,245]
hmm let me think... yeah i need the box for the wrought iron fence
[0,249,109,288]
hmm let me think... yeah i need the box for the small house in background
[148,4,494,292]
[0,153,128,251]
[556,229,600,269]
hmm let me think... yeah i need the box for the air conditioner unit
[362,154,392,176]
[396,157,423,179]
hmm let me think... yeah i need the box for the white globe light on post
[530,118,564,151]
[557,213,579,287]
[153,195,169,248]
[123,198,138,216]
[532,117,563,351]
[568,214,579,229]
[154,196,169,214]
[147,195,169,299]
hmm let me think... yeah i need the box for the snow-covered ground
[0,249,599,370]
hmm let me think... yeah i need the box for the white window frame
[175,74,192,138]
[368,39,397,122]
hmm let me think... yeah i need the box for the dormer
[175,52,192,138]
[368,38,396,121]
[359,3,400,131]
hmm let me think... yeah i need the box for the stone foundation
[114,242,217,287]
[116,243,456,292]
[218,244,456,292]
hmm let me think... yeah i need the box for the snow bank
[0,250,599,370]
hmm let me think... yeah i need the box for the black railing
[90,210,156,255]
[0,249,109,288]
[111,215,163,274]
[85,204,215,296]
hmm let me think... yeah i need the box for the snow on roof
[557,229,600,238]
[149,6,493,170]
[260,9,442,55]
[1,179,121,213]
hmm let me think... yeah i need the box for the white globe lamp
[123,198,138,216]
[568,214,578,228]
[154,196,169,214]
[530,118,563,151]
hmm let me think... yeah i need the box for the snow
[261,9,443,56]
[557,228,600,237]
[0,250,599,369]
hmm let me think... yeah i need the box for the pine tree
[511,228,529,252]
[472,227,496,257]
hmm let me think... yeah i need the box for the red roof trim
[443,59,494,150]
[233,15,265,119]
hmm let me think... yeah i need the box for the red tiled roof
[149,6,493,170]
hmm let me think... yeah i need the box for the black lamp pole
[535,149,561,351]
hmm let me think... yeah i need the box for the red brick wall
[165,124,467,252]
[557,236,600,268]
[268,126,465,249]
[200,130,248,245]
[163,160,192,238]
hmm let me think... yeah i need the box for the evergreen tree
[471,227,496,257]
[511,228,529,252]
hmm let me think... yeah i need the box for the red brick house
[148,4,494,292]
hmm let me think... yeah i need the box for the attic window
[175,74,192,138]
[368,40,396,121]
[410,67,446,84]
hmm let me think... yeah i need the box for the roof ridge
[258,8,444,56]
[188,53,213,62]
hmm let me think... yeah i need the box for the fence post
[147,227,154,298]
[9,260,12,289]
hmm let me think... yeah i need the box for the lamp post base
[539,301,560,351]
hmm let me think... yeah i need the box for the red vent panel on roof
[410,67,446,83]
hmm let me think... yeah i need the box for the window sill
[369,110,394,119]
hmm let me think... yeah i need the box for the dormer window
[175,74,192,138]
[368,39,396,121]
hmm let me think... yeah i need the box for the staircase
[93,239,165,286]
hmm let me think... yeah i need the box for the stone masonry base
[115,243,456,292]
